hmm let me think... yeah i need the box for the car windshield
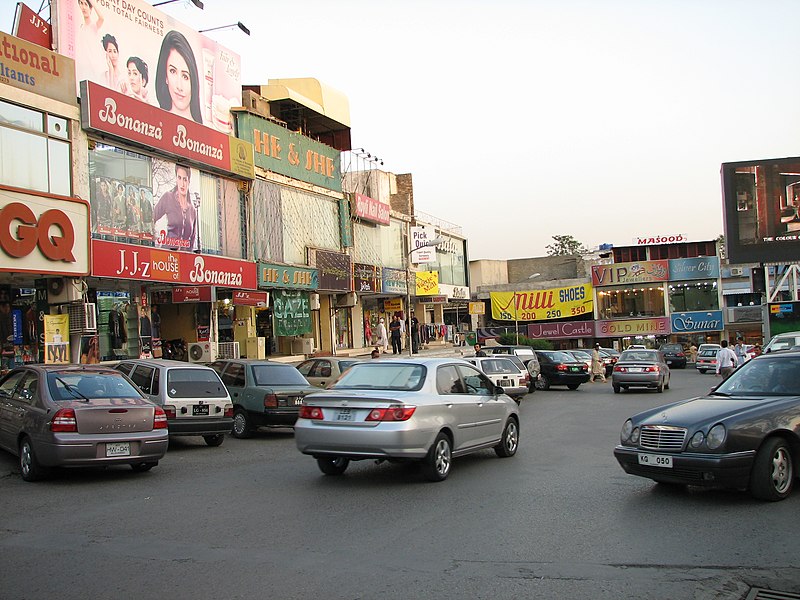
[253,365,310,386]
[481,359,518,375]
[332,363,427,391]
[715,356,800,396]
[48,371,141,400]
[620,351,659,362]
[167,368,227,398]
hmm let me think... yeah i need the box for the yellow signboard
[490,283,593,322]
[469,302,485,315]
[415,271,439,296]
[44,314,70,364]
[383,298,402,312]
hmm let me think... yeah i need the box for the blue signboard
[671,310,724,333]
[382,268,408,295]
[669,257,720,281]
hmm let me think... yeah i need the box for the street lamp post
[406,236,445,357]
[513,273,541,344]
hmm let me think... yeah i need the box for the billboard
[490,284,593,322]
[721,156,800,264]
[53,0,241,133]
[768,302,800,336]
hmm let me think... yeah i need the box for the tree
[545,235,589,256]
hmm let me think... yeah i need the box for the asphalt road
[1,365,799,600]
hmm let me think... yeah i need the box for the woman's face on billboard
[165,49,191,114]
[128,62,144,94]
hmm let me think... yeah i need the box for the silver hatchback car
[295,358,520,482]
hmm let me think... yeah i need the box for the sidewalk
[270,341,464,365]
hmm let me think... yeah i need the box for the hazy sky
[4,0,800,259]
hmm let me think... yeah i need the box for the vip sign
[0,186,90,275]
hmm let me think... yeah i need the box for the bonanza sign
[491,284,593,322]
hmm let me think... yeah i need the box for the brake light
[644,366,660,373]
[223,404,234,418]
[521,373,530,384]
[264,393,278,408]
[299,405,323,420]
[556,364,568,371]
[614,366,626,373]
[163,405,176,419]
[676,352,685,357]
[51,408,77,432]
[153,406,168,429]
[365,406,417,422]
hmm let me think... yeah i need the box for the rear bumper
[253,409,299,428]
[295,421,432,459]
[168,417,233,436]
[37,432,169,467]
[612,374,662,388]
[546,373,590,385]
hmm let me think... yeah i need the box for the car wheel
[231,409,252,439]
[566,384,580,390]
[316,456,349,476]
[422,432,452,482]
[203,434,225,447]
[535,375,550,391]
[130,461,158,472]
[494,418,519,458]
[656,379,664,393]
[749,437,794,501]
[19,436,49,482]
[665,376,670,390]
[613,384,621,393]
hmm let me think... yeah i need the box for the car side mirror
[494,384,504,396]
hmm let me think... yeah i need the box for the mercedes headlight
[706,424,726,449]
[690,431,705,448]
[621,419,633,443]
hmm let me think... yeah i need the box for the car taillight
[223,404,234,418]
[264,393,278,408]
[677,352,685,357]
[556,364,568,371]
[299,405,323,420]
[365,406,416,422]
[644,366,659,373]
[614,366,626,373]
[521,373,530,384]
[153,406,168,429]
[163,405,176,419]
[51,408,77,432]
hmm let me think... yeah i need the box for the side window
[129,366,155,395]
[436,365,465,395]
[0,371,26,397]
[222,363,246,387]
[317,360,332,378]
[208,361,226,376]
[456,365,494,396]
[296,360,314,376]
[13,372,40,405]
[115,362,135,376]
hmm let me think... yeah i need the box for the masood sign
[0,186,90,275]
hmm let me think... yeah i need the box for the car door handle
[446,403,453,408]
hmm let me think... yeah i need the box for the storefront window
[597,286,666,319]
[334,307,352,350]
[668,281,719,312]
[0,99,71,195]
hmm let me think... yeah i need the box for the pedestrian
[734,337,748,365]
[716,340,738,380]
[688,343,698,364]
[389,315,402,354]
[474,343,487,357]
[752,343,762,357]
[376,318,388,353]
[591,343,606,383]
[409,312,420,354]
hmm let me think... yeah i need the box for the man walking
[591,343,606,383]
[716,340,738,380]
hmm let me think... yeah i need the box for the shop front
[257,262,318,357]
[309,248,353,352]
[666,257,722,346]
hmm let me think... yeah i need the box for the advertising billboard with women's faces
[52,0,241,134]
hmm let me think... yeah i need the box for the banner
[0,30,74,103]
[311,249,351,292]
[592,261,669,286]
[670,310,724,333]
[54,0,241,133]
[258,262,317,290]
[272,290,312,336]
[354,263,381,293]
[668,257,720,281]
[415,270,439,296]
[410,226,438,264]
[44,313,69,364]
[490,284,593,322]
[595,317,671,338]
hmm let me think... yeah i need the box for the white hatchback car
[463,356,529,401]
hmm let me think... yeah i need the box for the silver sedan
[294,358,520,481]
[611,350,671,393]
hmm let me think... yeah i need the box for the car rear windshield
[481,359,518,375]
[252,365,309,386]
[513,348,535,356]
[48,372,142,401]
[699,349,718,357]
[332,363,427,391]
[540,351,575,363]
[620,351,659,362]
[660,345,683,352]
[167,368,227,398]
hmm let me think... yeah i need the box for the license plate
[293,397,303,406]
[336,408,353,421]
[499,379,511,387]
[192,404,209,416]
[666,360,673,365]
[570,367,580,372]
[630,367,643,373]
[637,453,672,468]
[106,442,130,457]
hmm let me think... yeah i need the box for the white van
[764,331,800,353]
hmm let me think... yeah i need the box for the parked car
[209,359,317,438]
[533,350,590,390]
[0,365,168,481]
[658,343,687,368]
[482,345,541,381]
[296,357,364,388]
[626,344,647,350]
[698,343,721,354]
[564,349,592,371]
[695,348,719,374]
[112,359,233,447]
[764,331,800,353]
[614,350,800,501]
[611,349,670,393]
[294,358,520,481]
[598,349,618,376]
[463,356,529,401]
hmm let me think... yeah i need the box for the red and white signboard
[13,3,52,49]
[632,234,688,246]
[232,290,268,307]
[91,239,257,289]
[353,193,390,226]
[0,185,90,275]
[172,286,212,303]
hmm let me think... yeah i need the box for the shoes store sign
[0,186,89,276]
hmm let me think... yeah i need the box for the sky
[3,0,800,260]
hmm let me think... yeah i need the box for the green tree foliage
[545,234,589,256]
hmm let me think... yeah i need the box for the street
[1,366,799,600]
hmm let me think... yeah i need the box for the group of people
[715,338,761,380]
[372,312,421,356]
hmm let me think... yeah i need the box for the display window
[597,286,666,319]
[668,281,719,312]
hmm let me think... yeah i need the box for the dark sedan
[658,343,687,368]
[614,351,800,501]
[209,359,317,438]
[534,350,590,390]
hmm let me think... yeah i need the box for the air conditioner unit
[291,337,315,355]
[67,303,97,333]
[217,341,240,359]
[48,277,83,303]
[309,293,321,310]
[336,292,357,307]
[730,267,744,276]
[188,341,217,363]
